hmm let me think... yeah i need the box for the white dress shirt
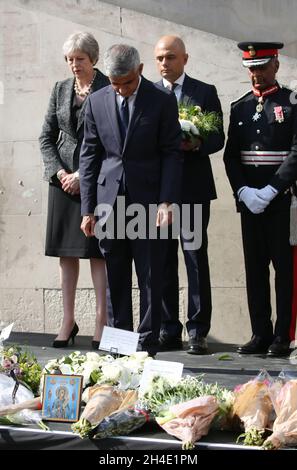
[162,73,185,103]
[116,76,142,123]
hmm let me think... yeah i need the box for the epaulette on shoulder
[230,90,252,106]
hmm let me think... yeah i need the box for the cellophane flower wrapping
[91,408,150,439]
[263,380,297,449]
[157,395,219,449]
[138,375,233,449]
[71,385,138,438]
[0,374,42,426]
[232,371,274,446]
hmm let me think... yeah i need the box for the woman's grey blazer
[39,69,109,182]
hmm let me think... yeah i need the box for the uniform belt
[241,150,289,165]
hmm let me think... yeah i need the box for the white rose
[71,351,82,357]
[124,359,140,372]
[81,363,98,387]
[85,352,101,363]
[101,363,122,382]
[130,352,148,361]
[59,364,73,375]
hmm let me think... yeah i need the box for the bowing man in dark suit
[154,36,225,354]
[79,44,182,355]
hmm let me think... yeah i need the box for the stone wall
[1,0,296,343]
[104,0,297,59]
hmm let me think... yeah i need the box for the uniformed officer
[224,42,297,356]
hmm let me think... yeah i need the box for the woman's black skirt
[45,182,103,259]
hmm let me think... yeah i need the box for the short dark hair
[104,44,140,76]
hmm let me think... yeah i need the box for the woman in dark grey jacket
[39,32,109,349]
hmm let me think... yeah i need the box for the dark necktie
[167,83,179,103]
[118,97,130,143]
[167,83,178,92]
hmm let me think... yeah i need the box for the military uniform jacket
[224,84,297,211]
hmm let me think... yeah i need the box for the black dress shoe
[267,337,290,357]
[52,323,79,348]
[137,342,159,357]
[91,340,100,350]
[187,336,208,355]
[237,335,272,354]
[159,334,183,351]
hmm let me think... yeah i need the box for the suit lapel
[122,78,150,153]
[76,94,89,131]
[181,74,197,106]
[104,87,123,151]
[62,78,76,137]
[122,96,142,153]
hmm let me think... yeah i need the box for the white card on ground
[0,323,14,342]
[99,326,139,356]
[139,359,184,393]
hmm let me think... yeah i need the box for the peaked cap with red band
[238,42,284,67]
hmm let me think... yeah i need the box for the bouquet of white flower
[42,351,152,392]
[178,104,222,144]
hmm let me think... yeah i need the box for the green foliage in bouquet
[236,427,266,447]
[72,417,92,438]
[178,104,222,141]
[18,351,42,396]
[138,375,234,426]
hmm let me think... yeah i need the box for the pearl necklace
[74,71,96,97]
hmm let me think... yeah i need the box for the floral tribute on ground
[1,344,297,449]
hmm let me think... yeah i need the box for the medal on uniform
[256,97,264,113]
[274,106,284,123]
[252,112,261,121]
[253,96,263,121]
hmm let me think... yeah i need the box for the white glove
[238,186,267,214]
[256,185,278,202]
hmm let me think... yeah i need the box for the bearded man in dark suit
[79,44,182,355]
[154,35,225,354]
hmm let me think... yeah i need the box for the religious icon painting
[41,374,83,423]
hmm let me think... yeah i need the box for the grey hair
[104,44,140,77]
[62,32,99,64]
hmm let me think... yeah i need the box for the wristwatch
[74,170,80,181]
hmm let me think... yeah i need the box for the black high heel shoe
[91,340,100,350]
[52,323,79,348]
